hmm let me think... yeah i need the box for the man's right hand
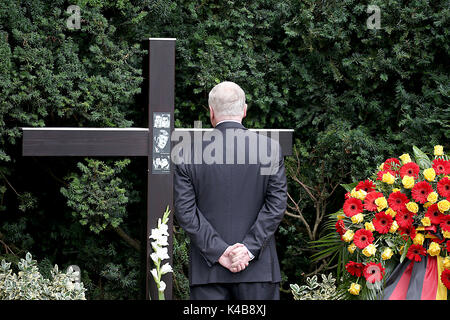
[218,243,249,273]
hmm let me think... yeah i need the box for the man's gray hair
[208,81,246,117]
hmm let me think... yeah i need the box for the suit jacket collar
[214,121,246,131]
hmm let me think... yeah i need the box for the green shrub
[290,273,339,300]
[0,252,86,300]
[60,158,131,234]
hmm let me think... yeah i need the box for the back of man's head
[208,81,246,117]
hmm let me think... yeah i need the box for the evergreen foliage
[0,0,448,299]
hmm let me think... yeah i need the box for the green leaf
[400,238,411,263]
[412,145,431,169]
[340,181,358,192]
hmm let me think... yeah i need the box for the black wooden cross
[21,38,294,300]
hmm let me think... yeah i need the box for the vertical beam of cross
[146,38,175,300]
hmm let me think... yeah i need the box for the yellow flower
[434,145,444,156]
[413,233,425,246]
[351,188,367,201]
[362,244,377,257]
[402,175,415,189]
[389,221,399,233]
[348,243,357,254]
[443,257,450,269]
[423,202,433,209]
[357,190,367,201]
[342,230,354,243]
[399,153,412,164]
[375,197,388,211]
[365,222,375,232]
[421,216,431,227]
[406,202,419,214]
[426,191,438,204]
[337,214,346,220]
[379,163,384,171]
[381,248,394,260]
[427,242,441,256]
[351,213,364,224]
[348,283,361,295]
[386,208,397,217]
[423,168,436,182]
[437,200,450,213]
[444,231,450,239]
[392,188,401,193]
[382,172,395,185]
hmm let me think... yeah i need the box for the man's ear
[243,104,247,119]
[209,106,215,126]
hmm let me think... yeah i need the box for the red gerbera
[353,229,374,249]
[345,261,364,277]
[425,204,443,225]
[411,181,433,204]
[396,210,414,229]
[364,191,384,212]
[343,198,363,217]
[440,215,450,232]
[388,191,409,211]
[399,226,416,241]
[437,177,450,198]
[363,262,385,284]
[335,220,346,235]
[433,159,450,175]
[399,162,420,179]
[356,180,376,193]
[409,227,417,241]
[441,269,450,290]
[372,211,393,234]
[406,244,427,262]
[446,240,450,253]
[383,158,401,172]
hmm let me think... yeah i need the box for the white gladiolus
[150,247,170,263]
[150,268,158,280]
[155,247,170,260]
[160,263,173,275]
[158,281,166,292]
[151,234,169,247]
[150,252,158,264]
[158,220,169,236]
[149,206,173,300]
[150,228,168,242]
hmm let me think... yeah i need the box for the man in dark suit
[173,81,287,300]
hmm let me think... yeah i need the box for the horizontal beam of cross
[22,127,294,157]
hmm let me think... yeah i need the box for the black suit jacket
[173,121,287,285]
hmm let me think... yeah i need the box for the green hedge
[0,0,448,299]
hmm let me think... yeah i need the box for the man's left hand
[229,244,251,273]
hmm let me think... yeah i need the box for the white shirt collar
[215,120,242,126]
